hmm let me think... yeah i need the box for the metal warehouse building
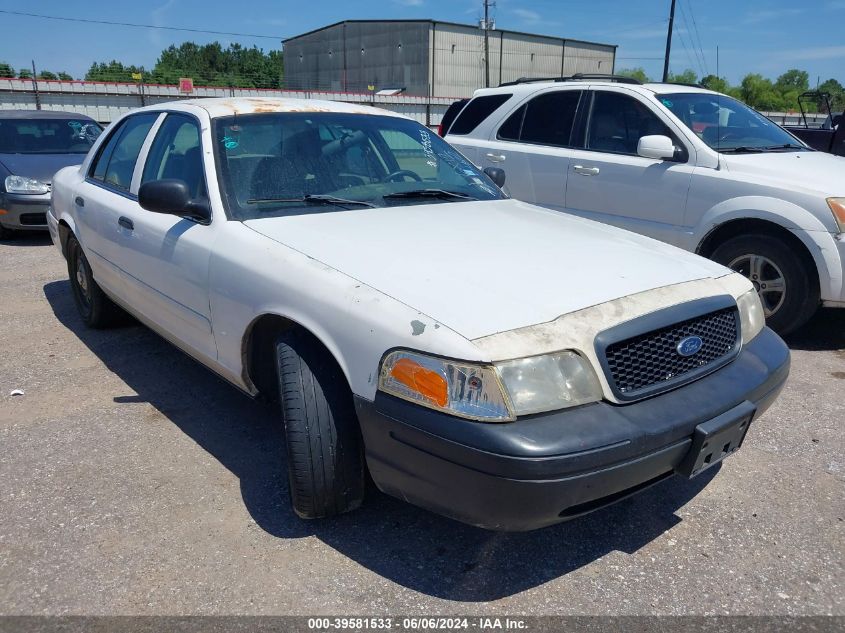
[282,20,617,98]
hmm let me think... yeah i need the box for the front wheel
[711,234,819,335]
[275,331,365,519]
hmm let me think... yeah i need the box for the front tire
[711,233,819,335]
[275,331,365,519]
[66,234,123,328]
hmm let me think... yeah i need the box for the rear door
[478,88,584,211]
[563,88,695,246]
[73,112,161,295]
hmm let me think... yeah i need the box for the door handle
[118,216,134,231]
[485,152,506,163]
[74,196,85,207]
[573,165,600,176]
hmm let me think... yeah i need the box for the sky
[1,0,844,86]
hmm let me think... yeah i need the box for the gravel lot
[0,234,842,616]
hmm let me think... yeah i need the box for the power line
[685,0,709,76]
[0,9,286,40]
[678,1,706,77]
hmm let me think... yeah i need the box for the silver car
[0,110,101,239]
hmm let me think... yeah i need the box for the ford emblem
[677,336,703,357]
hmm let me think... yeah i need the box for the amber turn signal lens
[389,357,448,407]
[827,198,845,232]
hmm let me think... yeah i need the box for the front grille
[604,307,739,398]
[19,212,47,226]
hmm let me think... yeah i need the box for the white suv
[446,75,845,334]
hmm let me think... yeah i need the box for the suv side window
[448,94,512,135]
[141,113,206,199]
[499,90,582,147]
[89,113,158,191]
[587,91,674,155]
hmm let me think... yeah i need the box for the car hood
[244,199,730,340]
[723,150,845,196]
[0,153,85,183]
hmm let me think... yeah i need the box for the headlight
[5,175,49,195]
[827,197,845,233]
[379,349,603,422]
[737,288,765,343]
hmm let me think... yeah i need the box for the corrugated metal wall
[283,21,430,94]
[283,21,616,99]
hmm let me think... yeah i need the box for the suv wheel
[711,234,819,335]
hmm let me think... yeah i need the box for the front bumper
[355,327,790,531]
[0,192,51,231]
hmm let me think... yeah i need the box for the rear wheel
[66,234,123,328]
[274,330,365,519]
[711,233,819,335]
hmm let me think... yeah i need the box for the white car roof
[472,80,720,98]
[134,97,407,120]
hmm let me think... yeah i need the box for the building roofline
[282,19,616,49]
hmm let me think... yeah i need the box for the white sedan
[48,98,789,530]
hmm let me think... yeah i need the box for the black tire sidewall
[711,234,819,335]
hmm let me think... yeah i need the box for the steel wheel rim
[728,253,786,317]
[74,252,92,313]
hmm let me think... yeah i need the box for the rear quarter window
[448,94,512,135]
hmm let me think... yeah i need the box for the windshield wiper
[246,194,376,208]
[761,143,808,151]
[382,189,478,201]
[717,146,768,154]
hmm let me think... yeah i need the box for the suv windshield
[213,112,504,220]
[657,93,808,152]
[0,118,102,154]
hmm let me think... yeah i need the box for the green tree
[57,72,73,81]
[617,67,650,83]
[149,41,284,88]
[18,68,32,79]
[668,69,698,85]
[740,73,782,110]
[0,61,13,77]
[700,74,730,94]
[818,78,845,112]
[85,60,144,82]
[38,70,57,80]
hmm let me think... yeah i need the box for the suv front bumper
[355,327,790,531]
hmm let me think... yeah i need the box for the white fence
[0,77,456,126]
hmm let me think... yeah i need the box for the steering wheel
[382,169,422,183]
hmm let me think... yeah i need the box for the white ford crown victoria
[48,98,789,530]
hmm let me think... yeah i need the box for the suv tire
[711,233,819,335]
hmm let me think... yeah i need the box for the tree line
[619,67,845,113]
[1,41,284,89]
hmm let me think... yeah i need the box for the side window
[587,91,674,155]
[497,104,525,141]
[90,113,158,190]
[142,114,206,199]
[448,94,512,135]
[520,91,582,147]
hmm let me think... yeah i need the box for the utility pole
[31,60,41,110]
[662,0,677,83]
[483,0,494,88]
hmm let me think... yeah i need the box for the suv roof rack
[498,73,642,87]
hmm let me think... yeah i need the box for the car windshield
[657,93,808,152]
[0,118,102,154]
[213,112,505,220]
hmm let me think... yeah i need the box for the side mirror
[637,135,677,160]
[138,179,209,223]
[483,166,506,188]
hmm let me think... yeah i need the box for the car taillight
[437,123,445,137]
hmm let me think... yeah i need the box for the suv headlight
[379,349,602,422]
[827,197,845,233]
[737,288,765,343]
[5,175,50,195]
